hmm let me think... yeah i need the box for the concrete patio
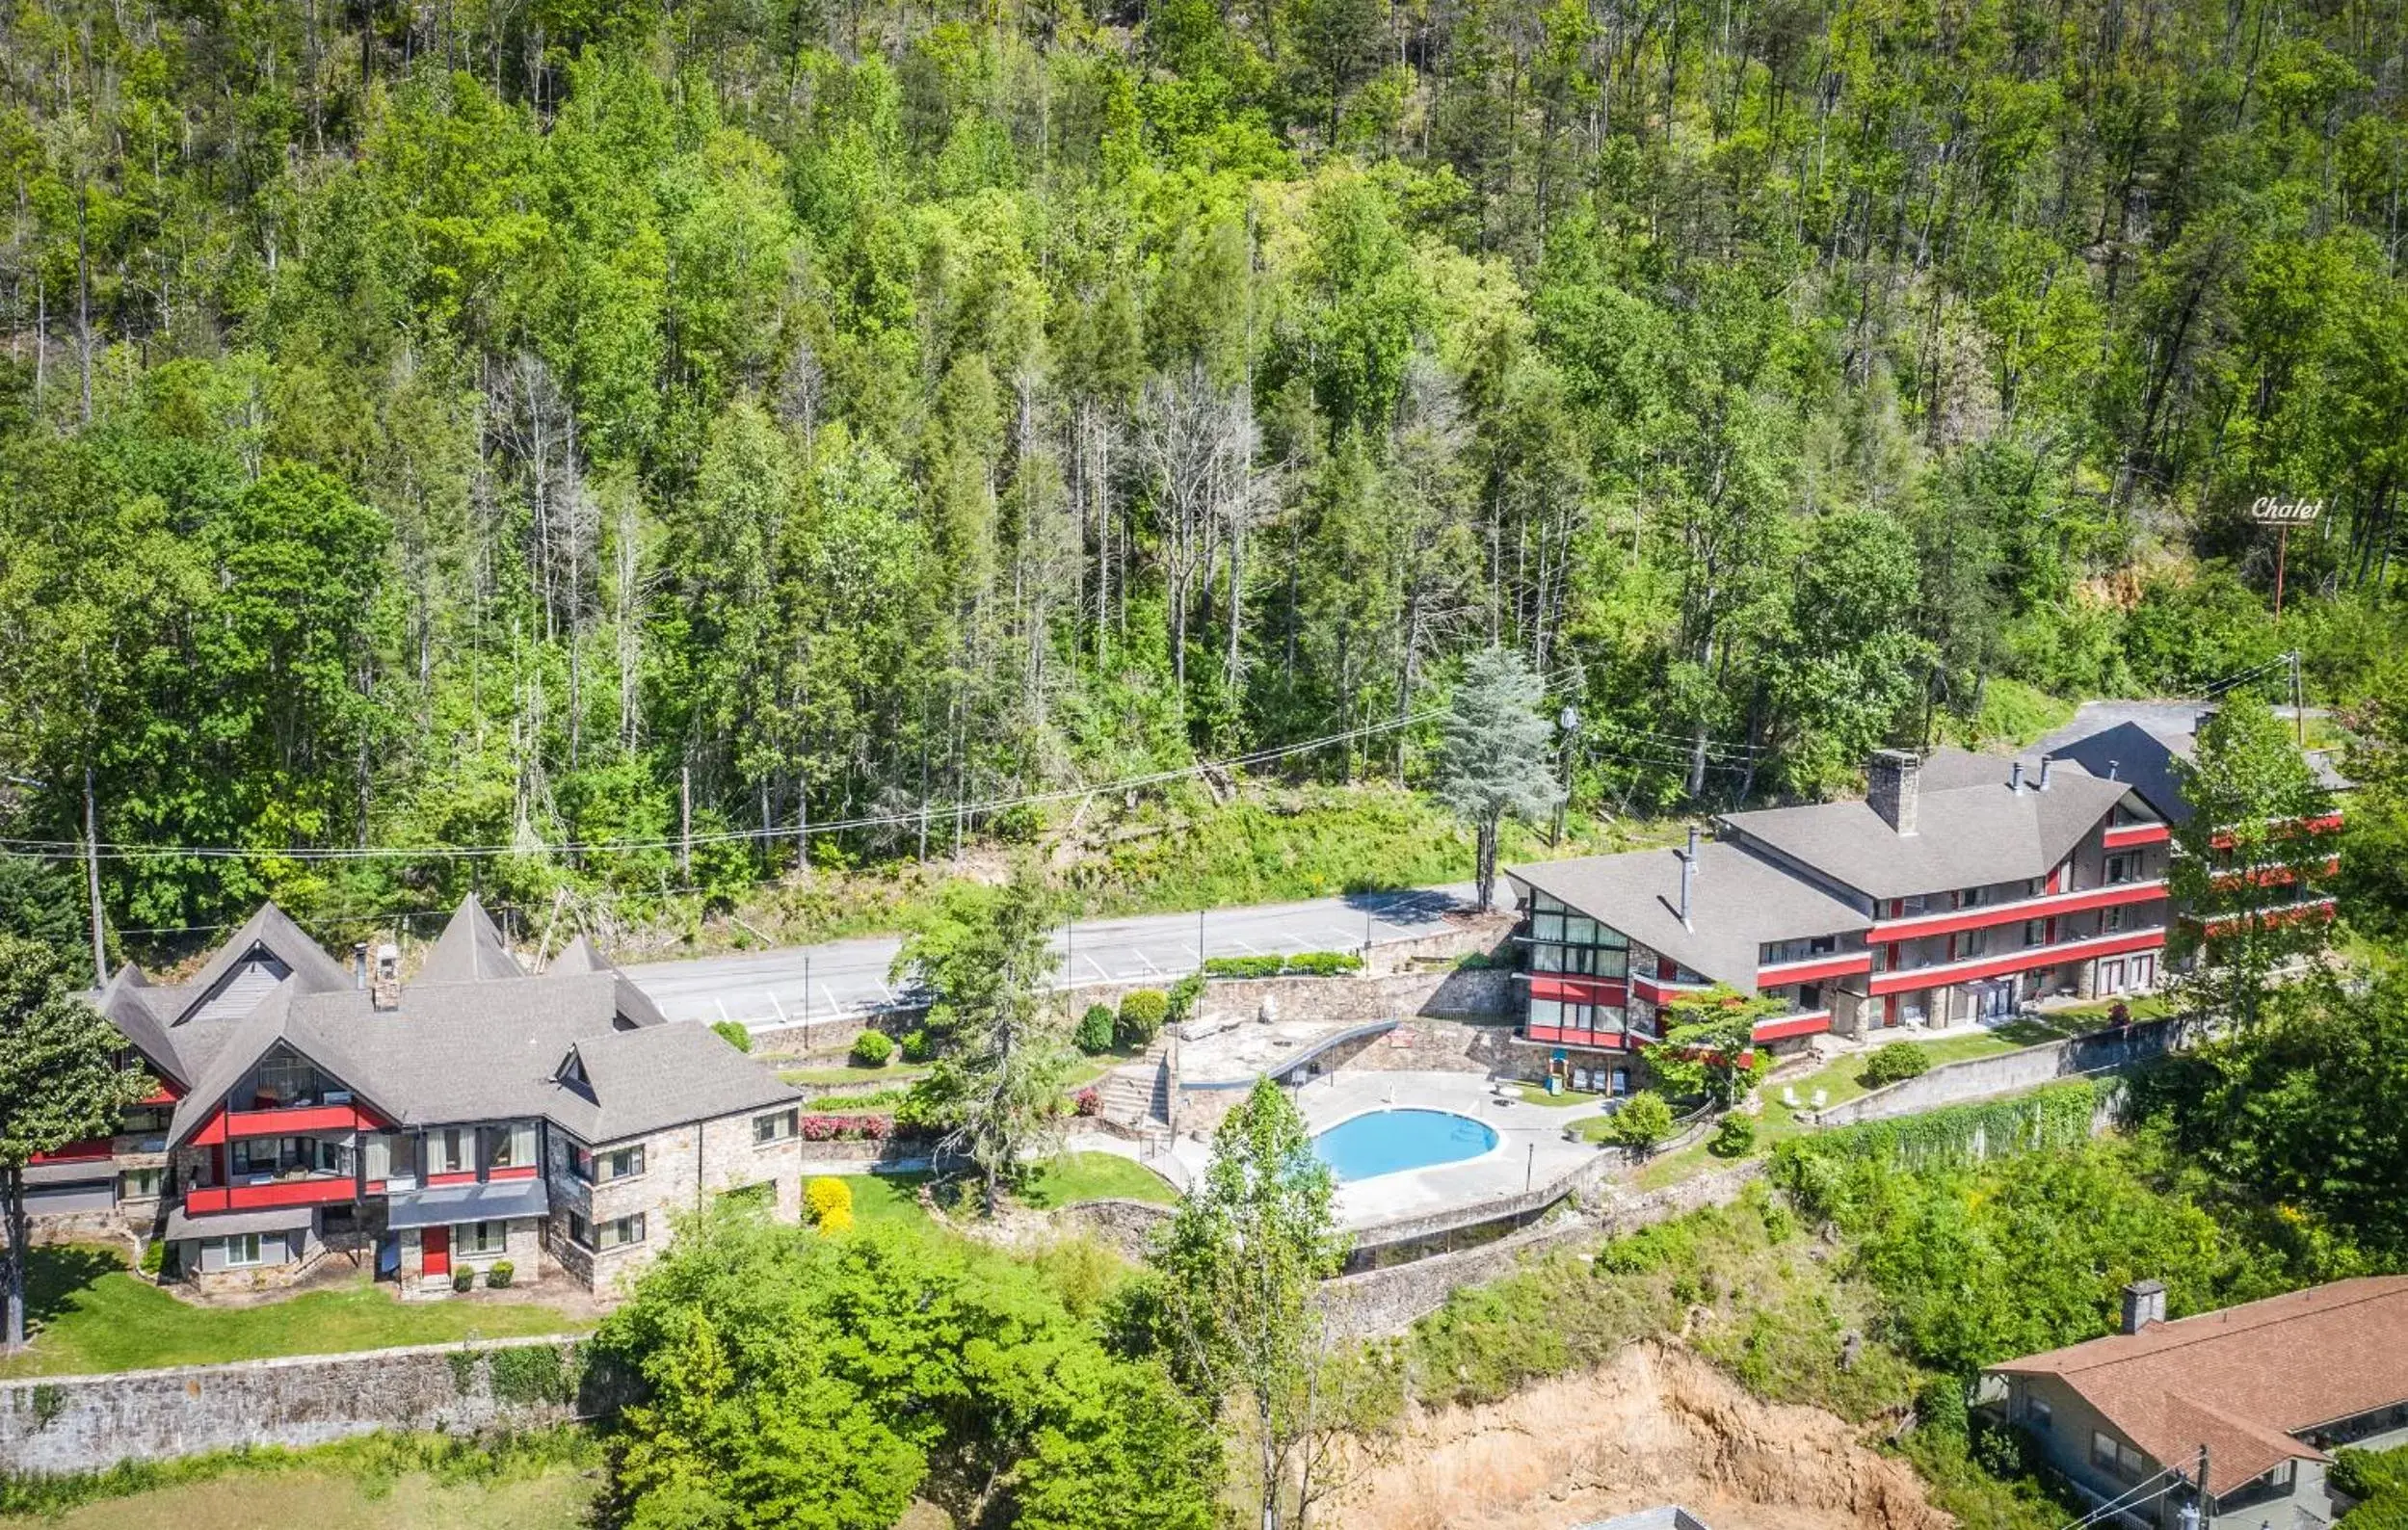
[1290,1069,1608,1229]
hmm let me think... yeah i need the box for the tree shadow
[18,1243,123,1336]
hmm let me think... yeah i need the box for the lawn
[835,1170,937,1229]
[0,1247,582,1380]
[777,1062,932,1088]
[1019,1152,1180,1208]
[1514,1083,1604,1108]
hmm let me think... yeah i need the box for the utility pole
[801,953,811,1053]
[678,764,692,881]
[1197,908,1206,975]
[1552,704,1579,846]
[83,767,106,987]
[2291,650,2306,750]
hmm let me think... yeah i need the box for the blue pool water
[1311,1109,1499,1183]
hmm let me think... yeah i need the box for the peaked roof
[1990,1277,2408,1495]
[1509,842,1871,992]
[172,901,355,1022]
[416,893,526,983]
[1718,750,2145,901]
[545,934,605,975]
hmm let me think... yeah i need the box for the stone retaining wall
[1060,1197,1176,1259]
[1324,1160,1768,1338]
[0,1332,609,1476]
[1811,1019,2183,1127]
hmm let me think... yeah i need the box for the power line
[2051,1463,2186,1530]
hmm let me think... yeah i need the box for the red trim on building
[1866,927,2168,996]
[180,1177,355,1214]
[1867,882,2167,943]
[136,1083,183,1106]
[1755,951,1874,986]
[2198,899,2339,936]
[1528,975,1629,1005]
[425,1170,481,1187]
[1521,1025,1634,1050]
[2210,812,2345,850]
[2102,822,2171,850]
[485,1165,540,1182]
[224,1102,384,1138]
[190,1106,229,1147]
[1752,1011,1834,1042]
[1630,971,1712,1004]
[28,1138,114,1165]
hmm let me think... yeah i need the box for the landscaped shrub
[807,1176,854,1229]
[1165,971,1204,1022]
[138,1239,165,1278]
[1200,951,1365,979]
[453,1266,475,1293]
[711,1018,754,1053]
[1610,1092,1676,1152]
[488,1259,515,1289]
[900,1028,934,1063]
[1075,1004,1117,1053]
[1282,950,1364,976]
[2333,1442,2408,1502]
[1862,1042,1933,1087]
[799,1114,896,1142]
[1204,954,1285,979]
[487,1343,574,1407]
[1074,1087,1102,1117]
[849,1029,895,1068]
[1118,989,1170,1045]
[1709,1116,1758,1156]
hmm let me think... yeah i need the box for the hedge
[1199,950,1366,980]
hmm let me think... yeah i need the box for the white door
[2130,954,2156,991]
[2098,959,2126,995]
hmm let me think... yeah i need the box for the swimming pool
[1311,1109,1499,1183]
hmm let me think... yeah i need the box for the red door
[422,1226,451,1278]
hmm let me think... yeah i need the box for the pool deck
[1292,1070,1609,1229]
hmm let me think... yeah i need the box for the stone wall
[1812,1019,2183,1127]
[1323,1160,1769,1338]
[1059,1197,1176,1259]
[0,1332,607,1476]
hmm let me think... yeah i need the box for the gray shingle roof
[415,893,526,982]
[1507,842,1871,993]
[1718,755,2141,901]
[139,899,798,1150]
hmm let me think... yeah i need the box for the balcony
[1757,950,1874,987]
[224,1099,379,1138]
[1753,1009,1834,1042]
[1630,970,1713,1004]
[2102,821,2171,850]
[1867,880,2168,944]
[179,1175,357,1214]
[1866,926,2168,996]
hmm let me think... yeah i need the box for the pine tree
[1434,646,1563,910]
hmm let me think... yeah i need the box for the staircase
[1097,1036,1176,1148]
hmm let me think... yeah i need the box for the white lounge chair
[1781,1086,1801,1108]
[1810,1088,1828,1110]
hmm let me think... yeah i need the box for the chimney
[352,941,368,989]
[2121,1279,2167,1334]
[2009,760,2024,794]
[1679,827,1700,930]
[1867,750,1921,836]
[2038,755,2054,791]
[370,942,402,1012]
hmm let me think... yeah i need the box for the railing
[179,1175,357,1213]
[223,1101,378,1138]
[1867,880,2168,944]
[1866,926,2168,995]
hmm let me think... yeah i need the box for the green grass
[1514,1083,1604,1108]
[777,1063,932,1088]
[835,1171,936,1230]
[0,1248,582,1380]
[1018,1152,1180,1208]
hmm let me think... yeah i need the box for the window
[754,1109,800,1145]
[1528,999,1562,1028]
[570,1144,646,1182]
[118,1167,163,1200]
[253,1051,312,1104]
[426,1128,471,1175]
[1532,911,1565,942]
[2104,907,2127,934]
[568,1211,590,1246]
[483,1121,537,1171]
[593,1213,646,1250]
[454,1220,508,1256]
[2024,920,2047,947]
[1956,886,1984,909]
[2090,1431,2146,1483]
[122,1105,172,1135]
[2104,854,2134,885]
[222,1232,266,1268]
[2026,1394,2052,1433]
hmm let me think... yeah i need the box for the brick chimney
[1867,750,1921,836]
[2121,1279,2166,1334]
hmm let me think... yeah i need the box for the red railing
[224,1102,381,1138]
[2102,822,2172,850]
[1755,950,1874,987]
[1867,927,2167,996]
[1753,1009,1834,1042]
[179,1176,356,1214]
[1868,881,2167,944]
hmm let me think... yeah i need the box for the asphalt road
[621,883,1516,1033]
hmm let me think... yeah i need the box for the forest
[0,0,2404,936]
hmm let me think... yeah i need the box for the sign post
[2248,495,2323,620]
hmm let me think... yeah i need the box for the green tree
[891,865,1075,1212]
[1150,1078,1349,1530]
[1645,987,1780,1109]
[2169,693,2336,1029]
[1,935,150,1349]
[1608,1091,1675,1153]
[1434,646,1562,911]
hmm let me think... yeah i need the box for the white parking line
[1323,925,1362,946]
[1135,949,1162,975]
[1233,937,1261,955]
[1083,955,1110,981]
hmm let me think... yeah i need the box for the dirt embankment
[1333,1341,1951,1530]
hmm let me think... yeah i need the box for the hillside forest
[2,0,2406,936]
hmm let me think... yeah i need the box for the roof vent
[352,941,368,989]
[2106,758,2121,782]
[1679,827,1700,930]
[2038,755,2054,791]
[1867,750,1921,836]
[2009,760,2024,794]
[2122,1279,2167,1334]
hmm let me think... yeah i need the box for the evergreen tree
[1434,647,1562,911]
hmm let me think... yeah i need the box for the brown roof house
[1984,1277,2408,1528]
